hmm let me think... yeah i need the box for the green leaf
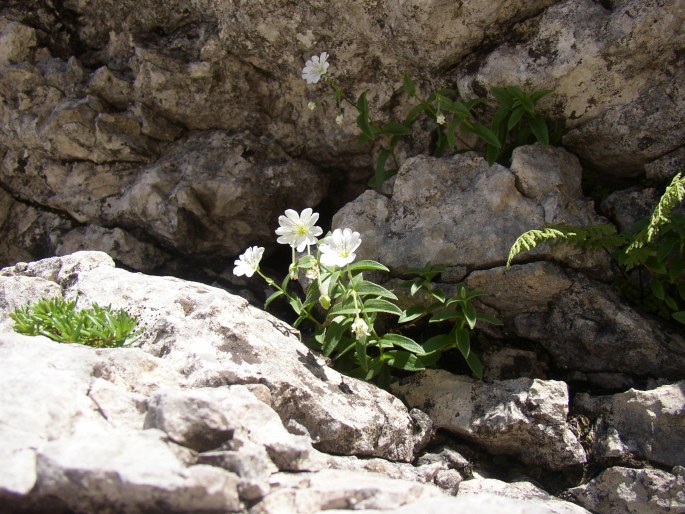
[362,298,403,316]
[410,279,423,296]
[490,87,513,108]
[507,107,525,131]
[465,351,484,379]
[354,281,398,300]
[650,279,665,301]
[529,116,549,146]
[381,121,413,136]
[463,303,477,330]
[529,89,552,104]
[356,338,368,372]
[356,90,369,115]
[380,333,426,354]
[402,74,416,97]
[430,288,446,304]
[398,305,426,323]
[672,311,685,324]
[385,350,426,371]
[470,123,501,149]
[455,327,471,358]
[404,103,425,125]
[429,310,460,323]
[422,334,454,353]
[322,322,350,356]
[296,255,317,269]
[346,260,390,273]
[486,143,501,166]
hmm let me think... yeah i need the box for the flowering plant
[301,52,556,189]
[235,208,497,384]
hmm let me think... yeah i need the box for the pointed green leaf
[463,303,477,329]
[354,281,398,300]
[429,310,460,323]
[385,350,426,371]
[403,74,416,97]
[529,116,549,146]
[470,123,501,148]
[362,298,403,316]
[398,305,426,323]
[381,121,413,136]
[455,327,471,357]
[672,311,685,324]
[423,334,454,353]
[347,260,390,273]
[379,333,426,354]
[507,107,525,130]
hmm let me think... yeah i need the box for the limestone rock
[457,0,685,175]
[0,251,426,463]
[575,382,685,468]
[514,273,685,379]
[392,369,587,470]
[332,145,604,272]
[251,469,446,514]
[567,466,685,514]
[459,478,590,514]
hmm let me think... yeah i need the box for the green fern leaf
[625,173,685,260]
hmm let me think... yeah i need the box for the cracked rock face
[332,145,604,272]
[0,251,599,514]
[392,369,587,471]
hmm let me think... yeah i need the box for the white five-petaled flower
[351,317,371,339]
[335,113,344,125]
[233,246,264,278]
[308,101,317,111]
[319,228,362,268]
[436,113,446,125]
[302,52,330,84]
[275,208,323,252]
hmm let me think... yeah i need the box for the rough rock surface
[392,369,587,471]
[0,251,596,514]
[567,466,685,514]
[575,382,685,468]
[332,145,604,272]
[457,0,685,176]
[2,0,683,271]
[465,262,685,381]
[0,252,424,463]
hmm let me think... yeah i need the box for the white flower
[436,113,446,125]
[319,228,362,268]
[308,101,317,111]
[302,52,330,84]
[233,246,264,277]
[275,208,323,252]
[335,113,344,125]
[351,317,371,339]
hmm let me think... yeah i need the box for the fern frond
[506,224,622,268]
[625,173,685,258]
[507,225,575,267]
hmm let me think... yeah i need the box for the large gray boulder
[332,145,604,272]
[567,466,685,514]
[456,0,685,176]
[392,369,587,471]
[575,382,685,468]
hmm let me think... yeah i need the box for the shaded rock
[333,145,604,272]
[600,187,660,232]
[514,273,685,379]
[645,147,685,182]
[567,466,685,514]
[457,0,685,175]
[102,131,327,257]
[575,382,685,468]
[0,187,74,268]
[56,225,170,272]
[392,369,587,470]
